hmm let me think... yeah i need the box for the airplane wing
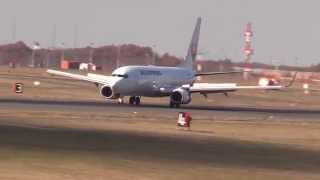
[190,83,282,93]
[47,69,121,85]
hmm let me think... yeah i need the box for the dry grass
[0,106,320,180]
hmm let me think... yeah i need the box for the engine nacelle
[100,85,119,99]
[170,88,192,104]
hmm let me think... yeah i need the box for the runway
[1,97,320,121]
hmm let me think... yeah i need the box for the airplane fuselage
[111,66,195,97]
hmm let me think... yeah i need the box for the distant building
[60,60,80,70]
[79,62,100,71]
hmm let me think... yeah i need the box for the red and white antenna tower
[243,22,254,79]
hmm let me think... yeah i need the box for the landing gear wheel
[135,96,141,105]
[129,96,141,105]
[170,102,180,108]
[129,96,135,105]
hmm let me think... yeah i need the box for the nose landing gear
[129,96,141,105]
[117,97,124,104]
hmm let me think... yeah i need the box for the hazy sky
[0,0,320,66]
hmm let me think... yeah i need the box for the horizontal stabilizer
[195,71,247,76]
[190,83,282,93]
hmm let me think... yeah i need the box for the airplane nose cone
[111,78,124,92]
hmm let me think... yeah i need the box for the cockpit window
[112,74,128,78]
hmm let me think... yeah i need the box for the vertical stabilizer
[178,17,202,70]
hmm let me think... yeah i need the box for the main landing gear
[129,96,141,105]
[169,101,181,108]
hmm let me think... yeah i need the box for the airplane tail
[178,17,202,70]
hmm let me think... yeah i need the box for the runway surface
[1,97,320,121]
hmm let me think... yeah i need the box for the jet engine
[170,88,192,104]
[100,85,119,99]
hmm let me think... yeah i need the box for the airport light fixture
[30,42,40,67]
[152,44,156,65]
[116,45,121,68]
[60,43,66,61]
[89,42,95,64]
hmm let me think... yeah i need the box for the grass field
[0,108,320,180]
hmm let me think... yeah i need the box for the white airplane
[47,17,283,108]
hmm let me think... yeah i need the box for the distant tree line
[0,41,319,72]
